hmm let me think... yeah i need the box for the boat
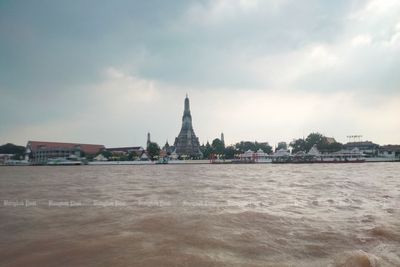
[47,155,84,165]
[3,160,30,166]
[47,158,83,165]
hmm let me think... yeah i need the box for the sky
[1,0,399,148]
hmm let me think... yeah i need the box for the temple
[174,95,202,158]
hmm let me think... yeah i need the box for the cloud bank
[1,0,399,146]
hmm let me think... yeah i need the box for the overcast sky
[1,0,399,147]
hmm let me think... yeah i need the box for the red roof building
[26,141,105,164]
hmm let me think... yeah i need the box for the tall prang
[174,95,203,158]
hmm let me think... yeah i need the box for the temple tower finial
[184,95,190,115]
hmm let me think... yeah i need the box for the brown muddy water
[0,163,399,267]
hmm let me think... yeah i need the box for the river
[0,163,399,266]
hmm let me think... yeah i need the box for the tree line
[135,133,342,160]
[289,132,343,153]
[200,139,273,159]
[0,143,25,159]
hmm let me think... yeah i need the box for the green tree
[234,141,272,154]
[147,142,160,160]
[257,142,273,154]
[127,151,138,161]
[211,138,225,155]
[318,140,343,153]
[200,142,213,159]
[235,141,256,153]
[290,133,343,153]
[224,146,237,159]
[290,139,307,153]
[305,132,325,152]
[101,150,112,159]
[276,142,288,151]
[0,143,25,159]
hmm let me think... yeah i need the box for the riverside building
[26,141,105,164]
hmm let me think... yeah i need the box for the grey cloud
[1,0,400,145]
[0,0,194,90]
[0,0,365,91]
[137,0,361,87]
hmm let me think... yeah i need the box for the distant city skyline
[1,0,400,147]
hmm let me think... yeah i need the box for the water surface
[0,163,399,266]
